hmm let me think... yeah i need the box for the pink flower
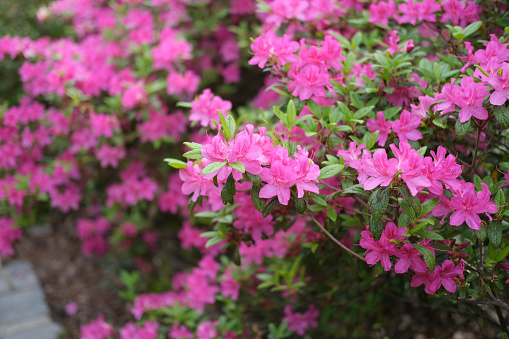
[385,30,400,55]
[336,142,366,165]
[359,228,397,271]
[391,110,422,142]
[363,149,399,191]
[430,260,463,293]
[488,63,509,105]
[121,82,147,109]
[259,146,297,205]
[220,270,240,300]
[0,217,22,258]
[190,89,232,129]
[368,0,396,25]
[396,0,419,25]
[282,305,319,336]
[395,243,427,274]
[366,111,392,146]
[196,321,218,339]
[65,302,79,315]
[96,145,126,168]
[80,316,115,339]
[450,183,498,230]
[455,76,489,123]
[167,70,200,96]
[248,31,299,68]
[169,323,193,339]
[288,64,332,100]
[293,146,320,198]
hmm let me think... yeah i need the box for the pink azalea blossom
[366,111,392,146]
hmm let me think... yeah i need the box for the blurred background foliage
[0,0,66,105]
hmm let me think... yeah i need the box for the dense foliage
[2,0,509,338]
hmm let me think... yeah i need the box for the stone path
[0,261,62,339]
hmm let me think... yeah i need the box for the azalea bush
[2,0,509,338]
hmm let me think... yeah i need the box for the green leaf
[229,162,245,173]
[413,228,444,240]
[370,217,384,241]
[462,21,482,38]
[494,106,509,129]
[413,244,436,272]
[183,149,204,159]
[342,184,370,197]
[474,226,487,243]
[370,187,390,221]
[202,161,227,176]
[200,231,219,238]
[163,158,187,169]
[219,110,232,141]
[488,221,502,247]
[327,208,337,222]
[366,130,379,150]
[318,164,344,180]
[399,199,415,220]
[307,204,327,212]
[176,101,192,108]
[225,115,236,139]
[183,142,202,150]
[496,189,506,207]
[310,193,327,206]
[455,119,470,140]
[495,245,509,262]
[273,106,288,125]
[295,197,307,214]
[287,100,297,126]
[250,179,265,212]
[221,173,236,205]
[205,237,223,248]
[418,198,439,218]
[262,197,279,218]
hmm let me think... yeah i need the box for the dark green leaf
[318,164,344,180]
[413,228,444,240]
[295,197,307,214]
[455,119,470,140]
[413,244,436,271]
[418,198,439,218]
[262,197,279,218]
[370,217,384,241]
[488,221,502,247]
[370,187,390,221]
[327,209,337,222]
[494,106,509,129]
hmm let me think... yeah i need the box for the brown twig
[307,213,366,261]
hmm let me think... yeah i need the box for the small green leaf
[318,164,344,180]
[496,189,506,207]
[494,106,509,129]
[418,198,439,218]
[183,149,204,159]
[262,197,279,218]
[176,101,192,108]
[367,130,379,150]
[219,110,232,141]
[205,237,223,248]
[495,245,509,262]
[488,221,502,247]
[455,119,470,140]
[202,161,227,176]
[287,99,296,126]
[163,158,187,169]
[413,244,436,272]
[310,193,327,206]
[370,187,390,221]
[229,162,245,173]
[474,226,487,243]
[200,231,219,238]
[250,180,265,212]
[183,142,202,150]
[225,115,236,139]
[327,208,337,222]
[370,217,384,241]
[413,228,444,240]
[342,184,370,197]
[295,197,307,214]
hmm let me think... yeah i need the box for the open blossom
[248,31,299,68]
[449,183,498,230]
[0,217,22,258]
[80,316,116,339]
[282,305,319,336]
[391,109,422,143]
[455,76,489,122]
[293,146,320,198]
[288,64,332,100]
[259,146,298,205]
[190,89,232,129]
[362,149,399,191]
[368,0,396,25]
[336,142,366,165]
[366,111,392,146]
[179,160,217,202]
[359,223,406,271]
[488,63,509,105]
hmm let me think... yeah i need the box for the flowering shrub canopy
[2,0,509,337]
